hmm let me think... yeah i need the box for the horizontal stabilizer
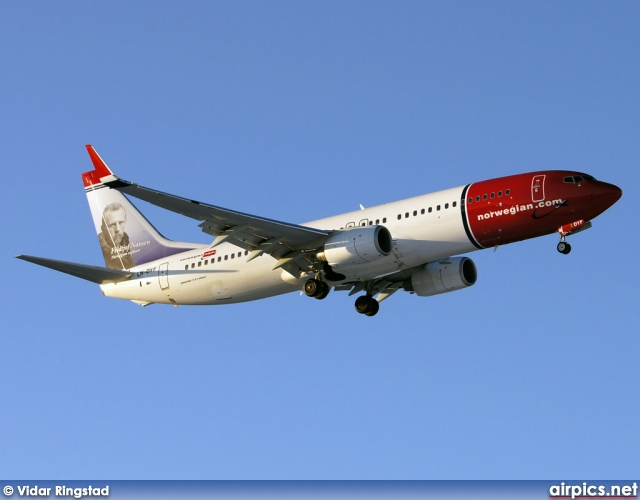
[16,255,133,284]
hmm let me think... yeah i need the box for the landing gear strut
[556,220,589,255]
[355,295,379,316]
[303,278,330,300]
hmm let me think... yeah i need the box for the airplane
[16,145,622,316]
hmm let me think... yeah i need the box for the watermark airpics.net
[549,482,638,499]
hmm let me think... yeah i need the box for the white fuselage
[100,186,475,305]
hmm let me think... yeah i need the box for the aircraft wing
[86,146,330,277]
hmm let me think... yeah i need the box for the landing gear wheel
[355,295,379,316]
[355,296,370,314]
[303,278,321,297]
[315,281,330,300]
[364,300,380,317]
[557,242,572,254]
[303,279,330,299]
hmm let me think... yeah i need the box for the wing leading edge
[85,145,330,277]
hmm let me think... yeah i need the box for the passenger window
[421,209,425,214]
[475,196,480,202]
[490,193,495,199]
[453,201,457,207]
[483,194,487,200]
[198,261,202,267]
[428,207,432,213]
[224,255,228,261]
[383,217,387,223]
[498,191,502,197]
[191,263,195,269]
[405,212,409,218]
[204,260,208,265]
[397,214,402,220]
[468,198,473,204]
[445,203,449,209]
[413,210,417,216]
[185,265,188,270]
[506,189,510,195]
[437,205,441,211]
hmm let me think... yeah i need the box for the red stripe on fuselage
[465,171,622,247]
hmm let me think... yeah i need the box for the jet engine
[404,257,477,297]
[317,226,392,269]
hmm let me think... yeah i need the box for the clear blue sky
[1,1,638,479]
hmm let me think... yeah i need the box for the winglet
[82,145,119,187]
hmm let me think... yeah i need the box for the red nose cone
[600,182,623,207]
[587,181,622,218]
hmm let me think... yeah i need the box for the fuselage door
[158,262,170,290]
[531,175,546,203]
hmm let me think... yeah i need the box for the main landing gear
[303,278,330,300]
[354,295,380,317]
[302,278,381,316]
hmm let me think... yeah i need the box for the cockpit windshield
[564,174,596,183]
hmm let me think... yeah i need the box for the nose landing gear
[557,239,571,255]
[556,220,588,255]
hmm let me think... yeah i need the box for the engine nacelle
[317,226,392,269]
[404,257,477,297]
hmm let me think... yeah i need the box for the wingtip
[82,145,119,187]
[85,145,113,177]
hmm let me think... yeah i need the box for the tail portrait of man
[98,202,136,270]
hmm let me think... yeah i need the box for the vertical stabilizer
[83,145,201,270]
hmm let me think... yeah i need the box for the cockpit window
[564,174,596,184]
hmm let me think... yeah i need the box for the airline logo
[476,199,564,221]
[202,250,217,259]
